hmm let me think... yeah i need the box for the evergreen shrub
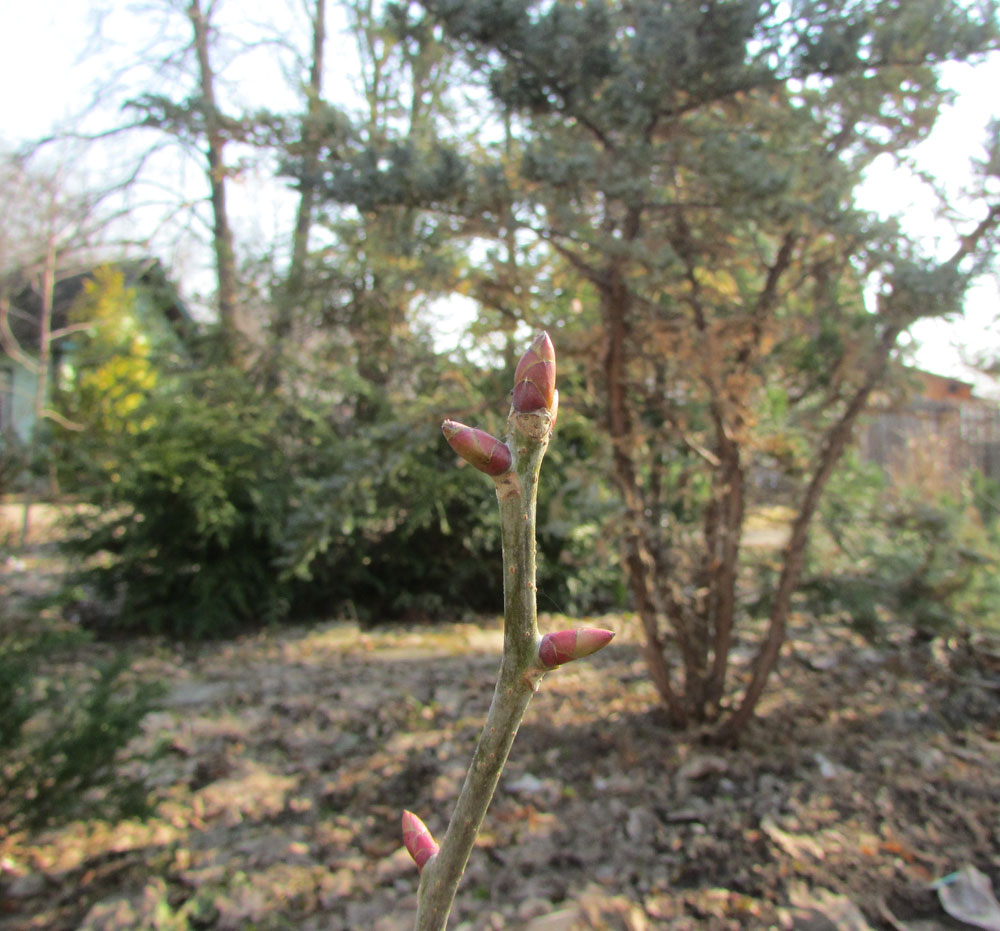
[62,347,622,635]
[0,630,162,830]
[281,395,623,623]
[63,368,294,638]
[282,416,506,621]
[801,456,1000,639]
[0,432,27,500]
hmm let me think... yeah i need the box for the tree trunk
[704,438,745,714]
[33,233,56,429]
[718,203,1000,742]
[718,323,904,741]
[187,0,240,362]
[268,0,326,386]
[599,271,685,726]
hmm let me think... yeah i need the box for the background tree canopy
[306,0,1000,735]
[4,0,1000,739]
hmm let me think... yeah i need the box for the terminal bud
[512,331,556,413]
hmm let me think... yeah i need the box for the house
[860,369,1000,482]
[0,259,191,443]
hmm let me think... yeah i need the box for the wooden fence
[859,399,1000,484]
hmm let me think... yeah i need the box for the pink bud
[512,332,556,413]
[402,810,440,871]
[442,420,513,476]
[538,627,615,669]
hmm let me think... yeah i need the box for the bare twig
[402,332,614,930]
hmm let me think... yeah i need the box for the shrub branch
[404,332,613,930]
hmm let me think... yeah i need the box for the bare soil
[1,549,999,930]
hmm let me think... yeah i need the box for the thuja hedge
[62,363,621,639]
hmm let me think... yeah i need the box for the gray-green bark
[413,407,553,931]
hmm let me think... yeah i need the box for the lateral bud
[538,627,615,669]
[402,810,440,872]
[512,331,557,413]
[442,420,513,476]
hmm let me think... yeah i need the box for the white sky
[856,57,1000,397]
[1,2,998,395]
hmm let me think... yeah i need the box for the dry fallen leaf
[934,865,1000,931]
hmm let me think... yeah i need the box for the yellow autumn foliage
[60,266,160,435]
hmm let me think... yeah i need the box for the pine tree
[361,0,1000,736]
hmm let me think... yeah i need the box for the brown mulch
[1,556,999,930]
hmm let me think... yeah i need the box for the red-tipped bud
[513,331,556,413]
[402,810,439,871]
[538,627,615,669]
[442,420,512,476]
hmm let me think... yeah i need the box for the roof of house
[911,368,976,403]
[2,259,191,351]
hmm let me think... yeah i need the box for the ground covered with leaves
[2,554,1000,930]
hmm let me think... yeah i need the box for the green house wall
[0,356,39,443]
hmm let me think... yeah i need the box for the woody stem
[413,409,551,931]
